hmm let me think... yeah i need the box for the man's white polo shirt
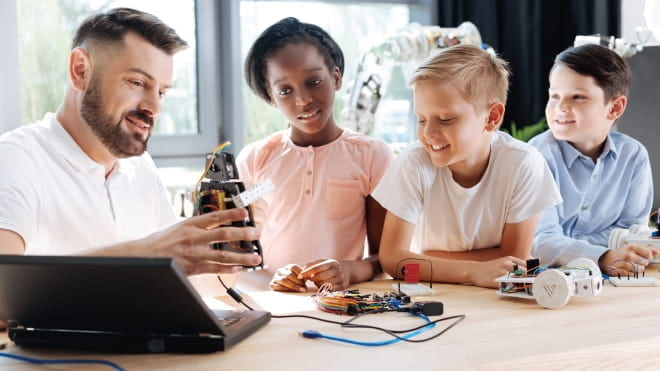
[0,113,177,254]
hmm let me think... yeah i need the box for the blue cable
[0,352,124,371]
[301,312,435,347]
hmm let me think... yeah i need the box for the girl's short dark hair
[553,44,631,102]
[73,7,187,55]
[244,17,344,102]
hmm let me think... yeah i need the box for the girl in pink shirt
[239,17,393,292]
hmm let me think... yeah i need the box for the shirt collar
[282,127,348,151]
[557,133,617,168]
[600,134,618,160]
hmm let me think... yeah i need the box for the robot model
[194,145,273,269]
[341,21,486,135]
[574,0,658,59]
[574,34,643,58]
[608,224,660,263]
[495,258,603,309]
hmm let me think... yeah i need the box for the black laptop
[0,255,270,353]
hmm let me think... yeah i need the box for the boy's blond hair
[409,44,510,111]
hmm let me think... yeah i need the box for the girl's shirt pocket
[325,178,364,219]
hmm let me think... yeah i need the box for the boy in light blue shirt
[530,44,656,275]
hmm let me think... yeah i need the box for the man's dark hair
[553,44,631,102]
[244,17,344,102]
[72,7,187,55]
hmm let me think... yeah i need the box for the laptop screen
[0,255,224,335]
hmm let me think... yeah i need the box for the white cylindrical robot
[532,258,603,309]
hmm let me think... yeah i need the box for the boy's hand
[270,264,307,292]
[471,256,525,288]
[300,259,350,291]
[599,245,658,275]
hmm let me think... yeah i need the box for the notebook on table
[0,255,270,353]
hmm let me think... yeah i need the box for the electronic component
[393,259,434,297]
[409,301,444,316]
[273,285,464,348]
[231,179,274,208]
[403,263,420,283]
[495,258,603,309]
[391,283,435,297]
[312,284,443,318]
[609,276,660,287]
[313,284,413,315]
[526,258,540,274]
[194,143,270,269]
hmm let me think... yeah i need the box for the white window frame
[0,0,434,167]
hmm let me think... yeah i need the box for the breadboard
[608,277,660,287]
[392,283,435,296]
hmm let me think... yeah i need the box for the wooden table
[2,268,660,370]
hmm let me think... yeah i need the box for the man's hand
[270,264,307,292]
[299,259,350,291]
[599,245,657,276]
[470,256,525,288]
[132,208,262,275]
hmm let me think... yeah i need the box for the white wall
[621,0,657,43]
[0,1,20,133]
[618,1,660,208]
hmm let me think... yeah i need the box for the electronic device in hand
[196,151,264,269]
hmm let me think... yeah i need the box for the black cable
[274,312,465,343]
[216,276,465,343]
[342,309,454,334]
[271,313,356,324]
[216,275,255,310]
[342,314,466,343]
[342,311,381,326]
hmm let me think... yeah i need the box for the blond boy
[373,45,561,288]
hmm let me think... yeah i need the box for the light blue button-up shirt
[529,130,653,266]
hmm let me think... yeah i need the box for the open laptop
[0,255,270,353]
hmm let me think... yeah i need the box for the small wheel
[565,257,603,296]
[566,257,600,274]
[532,269,572,309]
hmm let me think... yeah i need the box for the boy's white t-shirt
[372,131,561,252]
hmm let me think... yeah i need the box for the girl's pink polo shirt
[237,129,393,272]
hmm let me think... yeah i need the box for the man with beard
[0,9,261,272]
